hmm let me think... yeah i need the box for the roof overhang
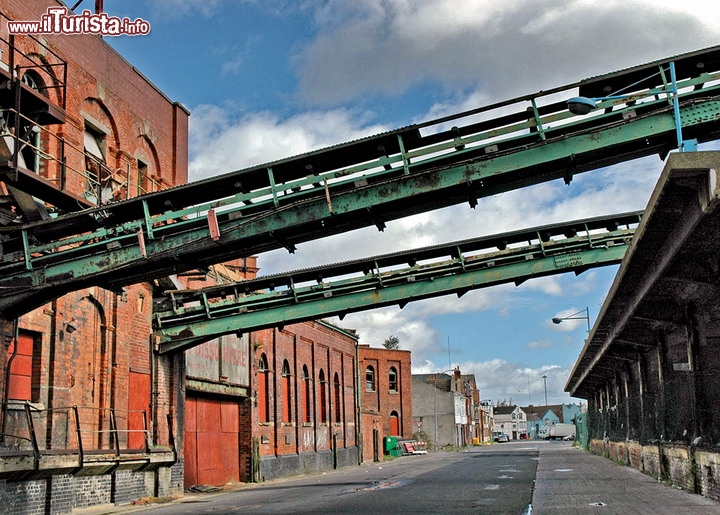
[566,151,720,398]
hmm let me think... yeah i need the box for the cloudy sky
[104,0,720,406]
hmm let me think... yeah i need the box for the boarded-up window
[7,331,38,401]
[389,367,398,392]
[281,360,291,423]
[319,369,327,423]
[84,126,105,203]
[258,354,269,423]
[302,365,311,423]
[365,366,375,391]
[333,373,341,423]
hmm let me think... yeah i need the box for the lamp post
[565,61,696,152]
[433,369,456,450]
[542,375,548,406]
[552,307,590,333]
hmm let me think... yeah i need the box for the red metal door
[128,371,150,449]
[7,332,33,400]
[390,413,399,436]
[184,396,240,487]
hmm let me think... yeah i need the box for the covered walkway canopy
[566,151,720,443]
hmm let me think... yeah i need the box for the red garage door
[184,395,240,487]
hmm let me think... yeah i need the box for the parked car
[494,434,509,443]
[562,433,576,441]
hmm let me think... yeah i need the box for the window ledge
[5,400,44,411]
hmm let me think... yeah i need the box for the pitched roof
[493,405,518,415]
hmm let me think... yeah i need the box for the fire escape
[0,16,174,479]
[0,15,93,228]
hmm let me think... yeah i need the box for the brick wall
[0,1,188,512]
[358,345,413,462]
[248,321,359,480]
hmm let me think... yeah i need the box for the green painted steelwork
[154,212,640,353]
[0,48,719,317]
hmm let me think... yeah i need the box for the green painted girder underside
[154,212,640,354]
[0,50,719,317]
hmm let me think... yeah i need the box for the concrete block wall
[0,479,47,515]
[696,450,720,501]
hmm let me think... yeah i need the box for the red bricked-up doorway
[128,371,150,449]
[184,395,240,487]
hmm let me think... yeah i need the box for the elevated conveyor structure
[1,47,720,317]
[154,212,641,353]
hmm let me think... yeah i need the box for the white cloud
[527,339,552,350]
[182,1,720,404]
[148,0,224,19]
[188,104,388,180]
[415,358,582,406]
[293,0,720,106]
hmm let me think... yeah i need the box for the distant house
[520,403,583,438]
[562,403,582,424]
[412,368,479,448]
[540,407,561,426]
[492,405,527,439]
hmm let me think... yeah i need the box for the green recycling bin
[384,436,400,456]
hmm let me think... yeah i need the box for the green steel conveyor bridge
[0,46,719,319]
[153,211,641,353]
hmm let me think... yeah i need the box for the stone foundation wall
[588,439,720,502]
[0,465,182,515]
[260,448,359,482]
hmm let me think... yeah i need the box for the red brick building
[0,1,188,512]
[249,321,360,480]
[0,3,414,512]
[358,345,413,462]
[181,258,363,485]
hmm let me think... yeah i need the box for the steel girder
[153,212,640,354]
[0,48,719,317]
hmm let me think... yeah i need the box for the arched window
[258,354,269,423]
[302,365,311,423]
[365,366,375,392]
[319,369,327,423]
[389,366,398,392]
[282,360,292,423]
[333,373,341,423]
[19,71,45,174]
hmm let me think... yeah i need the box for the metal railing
[0,402,153,461]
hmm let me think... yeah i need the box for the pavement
[73,442,720,515]
[532,443,720,514]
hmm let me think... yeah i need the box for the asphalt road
[143,441,539,514]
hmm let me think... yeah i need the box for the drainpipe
[1,318,20,439]
[355,340,362,465]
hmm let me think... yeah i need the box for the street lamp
[566,61,696,152]
[552,307,590,333]
[542,375,548,406]
[433,368,456,450]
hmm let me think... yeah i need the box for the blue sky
[99,0,720,406]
